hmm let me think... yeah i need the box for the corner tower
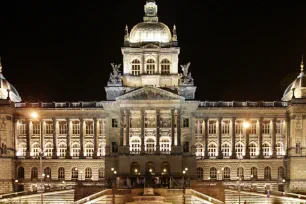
[105,0,196,100]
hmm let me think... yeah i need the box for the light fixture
[243,121,250,129]
[183,171,186,174]
[31,112,39,119]
[134,169,138,173]
[185,167,188,171]
[114,171,117,175]
[111,168,114,171]
[15,180,18,183]
[163,169,167,172]
[149,169,152,173]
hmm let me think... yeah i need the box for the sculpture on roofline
[108,63,122,86]
[179,62,194,85]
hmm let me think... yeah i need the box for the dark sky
[0,0,306,102]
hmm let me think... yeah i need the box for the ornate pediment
[116,86,184,101]
[141,43,160,49]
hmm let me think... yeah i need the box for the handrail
[191,189,224,204]
[74,189,111,204]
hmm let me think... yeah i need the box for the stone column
[79,119,85,159]
[141,109,145,152]
[120,109,124,147]
[285,117,290,157]
[171,109,175,146]
[52,118,58,159]
[244,120,250,159]
[40,120,43,154]
[258,118,264,159]
[126,110,130,147]
[156,109,160,153]
[93,118,98,159]
[218,118,223,159]
[177,109,181,146]
[66,118,71,159]
[231,118,236,159]
[26,119,31,159]
[204,118,209,159]
[272,118,277,158]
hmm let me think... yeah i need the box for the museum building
[0,0,306,200]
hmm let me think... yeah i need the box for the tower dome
[282,57,306,101]
[0,58,22,102]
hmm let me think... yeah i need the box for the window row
[18,120,106,136]
[17,167,105,180]
[195,120,285,135]
[130,161,170,174]
[196,166,285,181]
[130,138,171,153]
[17,142,106,157]
[131,59,171,76]
[196,142,284,157]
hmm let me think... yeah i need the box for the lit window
[71,168,78,179]
[195,143,204,157]
[195,120,204,135]
[72,143,80,157]
[222,121,230,134]
[208,121,217,135]
[276,121,283,134]
[249,143,257,156]
[210,167,217,179]
[18,122,27,136]
[58,167,65,179]
[72,121,80,135]
[98,143,106,156]
[276,143,283,156]
[85,143,94,157]
[263,143,271,156]
[250,121,257,134]
[146,59,155,75]
[45,143,53,157]
[45,121,53,135]
[58,143,67,157]
[32,143,40,157]
[221,143,230,157]
[85,168,92,179]
[263,121,271,134]
[237,167,244,180]
[18,143,27,157]
[235,143,244,159]
[85,121,94,135]
[130,138,141,153]
[223,167,231,179]
[99,120,106,135]
[161,59,170,75]
[59,122,67,135]
[208,143,217,157]
[146,139,155,152]
[131,59,141,76]
[235,121,243,134]
[32,122,40,135]
[160,139,171,153]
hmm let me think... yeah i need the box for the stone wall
[0,158,14,194]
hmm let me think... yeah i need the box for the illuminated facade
[0,0,306,202]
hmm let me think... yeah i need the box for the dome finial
[301,55,304,73]
[0,56,2,73]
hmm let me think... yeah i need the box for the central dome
[130,22,172,44]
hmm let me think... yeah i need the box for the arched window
[85,168,92,179]
[146,162,155,173]
[58,167,65,179]
[98,168,104,179]
[85,143,94,157]
[264,166,271,180]
[18,143,27,157]
[223,167,231,179]
[263,143,271,156]
[210,167,217,179]
[98,143,106,157]
[32,143,40,157]
[17,167,24,179]
[72,168,78,179]
[221,143,230,157]
[249,143,257,156]
[45,143,53,157]
[278,167,285,180]
[196,167,203,179]
[237,167,244,180]
[44,167,51,181]
[146,138,155,152]
[251,167,258,180]
[196,143,204,157]
[130,138,141,153]
[31,167,38,180]
[131,162,140,174]
[161,59,171,75]
[208,143,217,157]
[146,59,155,75]
[161,162,170,175]
[131,59,141,76]
[58,143,66,157]
[235,143,244,159]
[276,142,283,156]
[72,143,80,157]
[160,138,171,153]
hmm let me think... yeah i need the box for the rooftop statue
[180,62,194,85]
[108,63,123,86]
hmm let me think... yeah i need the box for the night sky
[1,0,306,102]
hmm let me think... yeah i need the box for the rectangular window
[32,122,40,135]
[235,121,243,134]
[112,119,118,128]
[99,120,106,135]
[183,118,189,128]
[208,121,216,135]
[72,121,80,135]
[276,121,283,134]
[45,122,53,135]
[222,121,230,134]
[59,122,67,135]
[250,121,257,134]
[263,121,270,134]
[19,123,27,136]
[85,121,94,135]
